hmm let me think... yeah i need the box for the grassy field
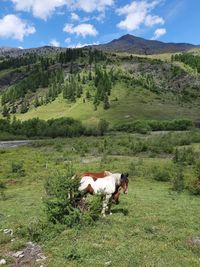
[1,132,200,266]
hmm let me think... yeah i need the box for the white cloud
[116,0,164,31]
[50,39,60,47]
[74,0,114,13]
[65,37,71,43]
[10,0,68,20]
[0,14,36,41]
[68,41,99,48]
[71,12,79,21]
[10,0,114,20]
[152,28,166,40]
[63,23,98,37]
[145,15,164,27]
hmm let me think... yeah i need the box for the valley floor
[0,132,200,266]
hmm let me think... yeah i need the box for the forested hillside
[1,47,200,127]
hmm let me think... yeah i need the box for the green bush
[188,161,200,195]
[150,165,172,182]
[0,181,7,200]
[114,120,150,134]
[44,166,102,227]
[173,147,196,165]
[44,166,81,226]
[11,161,25,177]
[114,119,194,133]
[172,165,185,192]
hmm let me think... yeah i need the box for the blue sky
[0,0,199,48]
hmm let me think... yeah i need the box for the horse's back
[94,175,116,194]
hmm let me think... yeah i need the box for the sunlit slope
[16,82,200,126]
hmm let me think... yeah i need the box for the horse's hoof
[109,212,112,215]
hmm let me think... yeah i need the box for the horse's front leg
[101,194,112,217]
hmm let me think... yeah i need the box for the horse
[76,171,122,204]
[78,173,129,216]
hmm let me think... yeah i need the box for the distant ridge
[91,34,199,54]
[1,34,200,57]
[0,46,66,57]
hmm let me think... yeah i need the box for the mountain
[1,35,199,58]
[1,38,200,126]
[92,34,199,54]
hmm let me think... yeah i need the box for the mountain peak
[94,34,197,55]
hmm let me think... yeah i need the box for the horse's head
[120,173,129,194]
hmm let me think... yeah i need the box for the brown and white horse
[78,173,129,216]
[77,171,121,204]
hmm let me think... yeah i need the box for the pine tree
[103,93,110,110]
[89,71,92,80]
[2,105,9,117]
[86,90,91,99]
[34,96,40,107]
[76,85,83,98]
[20,99,29,113]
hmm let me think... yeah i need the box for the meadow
[0,131,200,266]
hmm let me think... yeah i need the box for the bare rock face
[9,241,47,267]
[0,71,28,91]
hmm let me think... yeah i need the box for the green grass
[15,82,200,126]
[1,133,200,266]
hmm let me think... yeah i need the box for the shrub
[173,147,196,165]
[188,161,200,195]
[0,181,7,200]
[97,119,109,136]
[44,166,81,226]
[11,161,25,177]
[114,119,194,133]
[171,165,185,192]
[44,165,102,227]
[114,120,150,134]
[150,165,172,182]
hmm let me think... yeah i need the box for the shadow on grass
[112,208,129,216]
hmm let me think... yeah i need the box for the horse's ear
[125,173,129,178]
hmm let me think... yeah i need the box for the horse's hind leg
[101,194,112,217]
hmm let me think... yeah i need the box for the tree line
[0,117,109,138]
[172,53,200,73]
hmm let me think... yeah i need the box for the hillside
[1,39,200,127]
[0,46,66,58]
[92,34,199,54]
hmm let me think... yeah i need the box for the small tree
[98,119,109,136]
[188,160,200,195]
[172,165,184,192]
[2,105,9,117]
[103,93,110,110]
[34,96,40,108]
[44,166,81,226]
